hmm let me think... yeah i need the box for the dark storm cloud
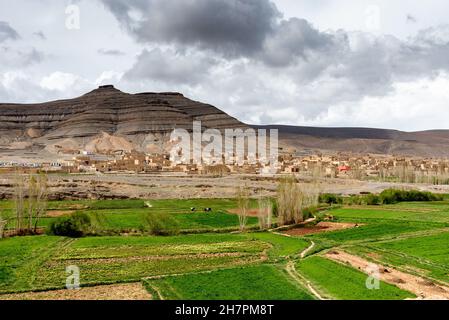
[101,0,449,126]
[0,21,19,42]
[101,0,281,56]
[125,48,217,85]
[259,18,339,67]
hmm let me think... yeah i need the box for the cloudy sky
[1,0,449,131]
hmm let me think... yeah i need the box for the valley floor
[1,198,449,300]
[1,173,449,200]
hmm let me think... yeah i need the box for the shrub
[302,206,318,220]
[48,212,92,238]
[365,194,381,205]
[319,194,343,205]
[142,212,179,236]
[346,195,364,206]
[379,189,443,204]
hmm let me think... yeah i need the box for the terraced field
[348,231,449,283]
[1,198,449,300]
[0,199,259,233]
[144,265,314,300]
[296,257,415,300]
[0,234,269,294]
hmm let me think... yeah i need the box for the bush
[346,195,363,206]
[365,194,381,205]
[142,212,180,236]
[48,212,92,238]
[319,194,342,205]
[302,206,318,220]
[379,189,443,204]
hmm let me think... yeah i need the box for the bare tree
[13,172,48,235]
[0,212,7,239]
[276,176,320,226]
[236,185,250,232]
[257,197,272,230]
[32,173,48,233]
[14,172,25,234]
[277,176,301,225]
[27,175,37,231]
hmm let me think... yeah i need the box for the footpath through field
[326,250,449,300]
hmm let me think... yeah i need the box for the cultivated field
[1,197,449,300]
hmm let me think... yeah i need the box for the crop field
[296,257,414,300]
[144,265,314,300]
[1,199,259,233]
[348,232,449,283]
[0,234,270,294]
[2,198,449,300]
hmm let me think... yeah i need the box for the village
[1,149,448,183]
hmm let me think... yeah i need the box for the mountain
[0,85,246,155]
[255,125,449,157]
[1,85,449,158]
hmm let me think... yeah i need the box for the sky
[1,0,449,131]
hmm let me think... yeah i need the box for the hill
[255,125,449,157]
[0,85,246,155]
[1,85,448,157]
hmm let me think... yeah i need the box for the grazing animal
[144,201,153,208]
[190,207,196,212]
[204,208,212,212]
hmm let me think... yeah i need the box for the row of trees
[235,175,320,232]
[0,172,48,238]
[276,176,319,225]
[378,165,449,185]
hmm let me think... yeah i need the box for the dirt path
[0,283,152,300]
[286,261,326,300]
[300,241,316,259]
[326,250,449,300]
[269,215,317,233]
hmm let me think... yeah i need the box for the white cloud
[302,72,449,131]
[40,72,88,91]
[95,70,123,86]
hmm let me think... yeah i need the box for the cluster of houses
[1,151,449,180]
[281,154,449,179]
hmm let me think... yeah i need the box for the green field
[296,257,414,300]
[0,234,269,294]
[348,231,449,283]
[2,199,259,233]
[2,197,449,300]
[145,265,314,300]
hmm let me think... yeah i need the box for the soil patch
[326,250,449,300]
[3,228,45,238]
[0,283,152,300]
[46,210,74,218]
[284,222,361,236]
[227,208,263,217]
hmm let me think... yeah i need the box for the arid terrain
[1,173,449,201]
